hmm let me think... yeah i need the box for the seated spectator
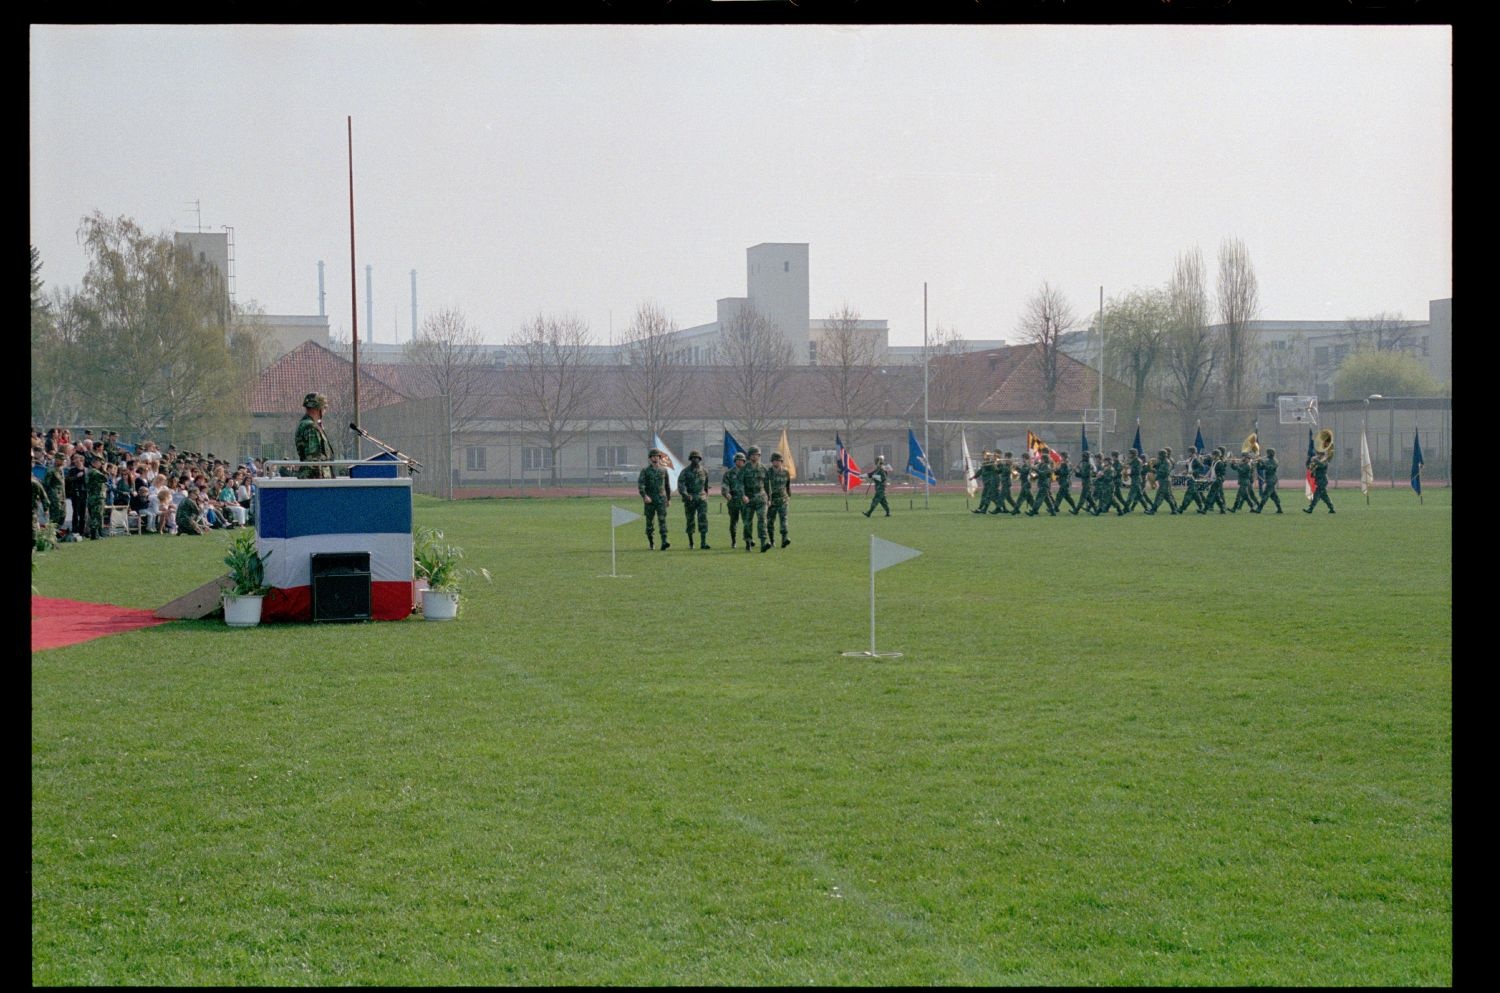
[130,484,155,533]
[156,490,176,534]
[175,490,204,535]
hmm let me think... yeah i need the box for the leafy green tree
[65,212,243,442]
[1102,286,1170,428]
[1333,349,1441,400]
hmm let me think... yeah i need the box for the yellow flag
[775,428,797,480]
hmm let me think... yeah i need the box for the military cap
[733,451,746,462]
[647,448,663,458]
[688,450,702,460]
[747,446,760,456]
[770,452,783,461]
[303,392,328,410]
[1266,447,1276,456]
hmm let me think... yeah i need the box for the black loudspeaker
[311,551,371,622]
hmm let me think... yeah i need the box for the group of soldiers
[968,445,1334,516]
[636,445,795,552]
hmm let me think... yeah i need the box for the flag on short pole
[1080,422,1090,455]
[906,429,937,485]
[1411,428,1424,497]
[1132,420,1143,456]
[652,433,683,493]
[836,433,863,492]
[722,430,745,468]
[611,505,640,528]
[774,427,797,480]
[843,536,923,658]
[961,430,978,498]
[1304,428,1317,502]
[1360,426,1374,496]
[1194,422,1206,454]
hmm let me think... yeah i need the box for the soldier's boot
[687,533,695,548]
[700,531,711,550]
[862,509,872,517]
[761,541,771,552]
[781,536,790,548]
[647,534,654,549]
[660,539,670,550]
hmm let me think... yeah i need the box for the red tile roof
[249,341,408,414]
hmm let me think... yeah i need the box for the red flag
[1027,430,1062,464]
[837,434,864,492]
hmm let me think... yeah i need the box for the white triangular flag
[611,505,640,528]
[961,429,978,498]
[1359,427,1374,495]
[652,433,683,493]
[871,535,921,573]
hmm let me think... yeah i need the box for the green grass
[32,489,1452,985]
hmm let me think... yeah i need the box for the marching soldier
[1122,449,1150,514]
[722,450,747,547]
[739,446,771,551]
[637,448,672,550]
[1229,453,1258,513]
[767,451,792,548]
[1200,449,1229,514]
[1054,452,1079,514]
[1148,449,1180,515]
[1178,447,1205,514]
[1304,452,1335,514]
[677,451,711,549]
[862,455,891,517]
[1257,448,1283,513]
[996,452,1019,513]
[1026,449,1057,516]
[972,450,1000,515]
[1013,451,1035,515]
[296,392,335,479]
[1074,452,1097,515]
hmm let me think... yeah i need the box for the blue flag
[1411,428,1423,495]
[1131,421,1143,456]
[906,429,937,485]
[1194,423,1206,454]
[1080,423,1090,455]
[722,430,745,468]
[1306,428,1316,462]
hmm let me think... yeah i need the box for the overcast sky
[30,24,1451,349]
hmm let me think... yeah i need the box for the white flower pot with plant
[222,529,272,627]
[413,527,490,621]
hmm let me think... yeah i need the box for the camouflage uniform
[1074,455,1096,515]
[1178,451,1205,513]
[176,496,204,535]
[739,449,771,550]
[1304,456,1334,513]
[973,456,1000,514]
[677,454,711,548]
[1148,452,1180,515]
[85,463,109,539]
[1257,452,1283,513]
[1229,456,1258,512]
[637,456,671,549]
[43,460,66,529]
[767,455,792,548]
[1200,452,1229,514]
[996,455,1019,513]
[296,393,334,479]
[721,455,747,547]
[1122,453,1150,513]
[1013,458,1034,515]
[862,460,890,517]
[1027,454,1057,516]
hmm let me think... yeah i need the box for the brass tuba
[1315,428,1334,458]
[1242,431,1261,457]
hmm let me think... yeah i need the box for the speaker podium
[254,475,414,623]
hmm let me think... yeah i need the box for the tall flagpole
[923,282,930,509]
[1097,286,1105,449]
[347,116,361,458]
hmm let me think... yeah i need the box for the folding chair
[107,508,130,536]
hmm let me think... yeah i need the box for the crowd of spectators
[31,426,266,541]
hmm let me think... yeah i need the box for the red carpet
[31,596,173,652]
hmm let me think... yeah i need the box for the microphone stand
[348,423,423,474]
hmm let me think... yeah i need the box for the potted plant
[222,528,272,627]
[413,527,491,621]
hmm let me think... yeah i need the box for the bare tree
[1162,246,1219,439]
[923,325,993,477]
[1016,281,1076,414]
[1344,311,1416,353]
[404,306,490,443]
[615,301,692,445]
[715,305,793,446]
[506,313,596,484]
[1216,237,1261,413]
[813,303,885,451]
[1102,287,1170,428]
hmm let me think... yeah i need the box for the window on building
[873,444,893,463]
[808,341,818,364]
[784,261,790,272]
[522,447,553,470]
[1314,346,1330,367]
[466,447,487,471]
[596,446,627,468]
[1421,336,1430,356]
[1334,344,1349,362]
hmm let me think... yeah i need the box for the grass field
[31,488,1452,985]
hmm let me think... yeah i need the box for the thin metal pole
[1098,286,1105,447]
[923,282,930,509]
[1363,403,1370,504]
[611,522,617,577]
[347,117,361,458]
[869,547,877,656]
[1389,405,1396,489]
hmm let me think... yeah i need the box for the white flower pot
[422,589,460,621]
[223,593,264,627]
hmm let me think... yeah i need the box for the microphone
[349,422,363,434]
